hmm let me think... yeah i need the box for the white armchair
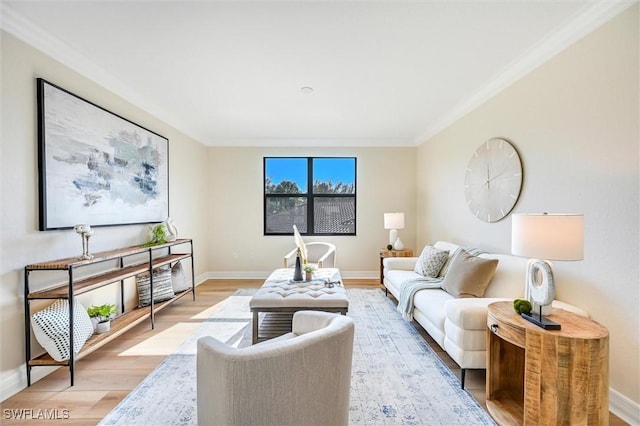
[283,242,336,269]
[197,311,355,426]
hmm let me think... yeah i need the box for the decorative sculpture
[74,224,94,260]
[164,217,178,241]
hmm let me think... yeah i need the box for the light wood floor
[2,279,627,425]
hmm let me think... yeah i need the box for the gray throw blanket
[396,246,484,321]
[397,277,443,321]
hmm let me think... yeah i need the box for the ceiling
[2,1,633,147]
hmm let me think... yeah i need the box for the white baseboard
[610,387,640,425]
[1,365,58,403]
[203,270,379,280]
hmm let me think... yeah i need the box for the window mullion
[307,157,314,235]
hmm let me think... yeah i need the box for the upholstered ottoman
[250,268,349,343]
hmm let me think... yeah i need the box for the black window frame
[263,156,357,236]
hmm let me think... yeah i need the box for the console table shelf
[24,238,195,386]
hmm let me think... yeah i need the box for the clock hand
[486,165,490,189]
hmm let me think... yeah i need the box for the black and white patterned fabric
[31,298,94,362]
[137,267,175,307]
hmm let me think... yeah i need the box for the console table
[486,301,609,425]
[24,239,194,386]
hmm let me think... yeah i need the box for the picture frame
[37,78,169,230]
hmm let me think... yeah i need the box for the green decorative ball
[513,298,533,315]
[386,244,393,250]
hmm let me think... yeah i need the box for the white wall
[0,32,210,400]
[416,5,639,417]
[206,146,417,277]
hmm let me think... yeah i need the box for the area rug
[99,289,495,425]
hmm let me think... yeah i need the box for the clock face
[464,138,522,223]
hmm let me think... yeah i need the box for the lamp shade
[511,213,584,261]
[384,213,405,230]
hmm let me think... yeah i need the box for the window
[264,157,356,235]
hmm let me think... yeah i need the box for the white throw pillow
[414,245,449,277]
[171,261,190,293]
[31,298,94,362]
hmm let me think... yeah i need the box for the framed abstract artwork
[37,79,169,230]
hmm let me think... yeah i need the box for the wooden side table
[379,248,413,285]
[486,301,609,425]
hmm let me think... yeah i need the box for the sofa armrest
[383,257,418,271]
[445,298,589,333]
[444,298,511,330]
[551,300,589,318]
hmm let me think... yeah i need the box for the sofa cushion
[478,253,527,298]
[412,289,455,334]
[414,245,449,277]
[441,250,498,298]
[433,242,461,278]
[385,270,421,299]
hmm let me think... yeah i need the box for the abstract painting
[37,79,169,230]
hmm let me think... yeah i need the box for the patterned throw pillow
[414,245,450,277]
[31,298,94,362]
[137,267,175,307]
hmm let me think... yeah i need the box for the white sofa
[383,241,587,388]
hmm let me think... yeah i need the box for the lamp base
[521,312,561,330]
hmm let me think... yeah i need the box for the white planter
[95,321,111,334]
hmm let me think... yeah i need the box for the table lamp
[511,213,583,330]
[384,213,405,249]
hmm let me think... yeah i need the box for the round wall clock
[464,138,522,223]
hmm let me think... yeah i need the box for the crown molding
[415,0,638,145]
[0,2,208,145]
[205,137,415,147]
[1,1,635,148]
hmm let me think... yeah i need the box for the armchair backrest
[284,241,336,268]
[197,311,354,426]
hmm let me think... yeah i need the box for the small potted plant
[143,223,168,247]
[87,304,117,334]
[303,264,316,281]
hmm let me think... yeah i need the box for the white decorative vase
[393,237,404,250]
[95,321,111,334]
